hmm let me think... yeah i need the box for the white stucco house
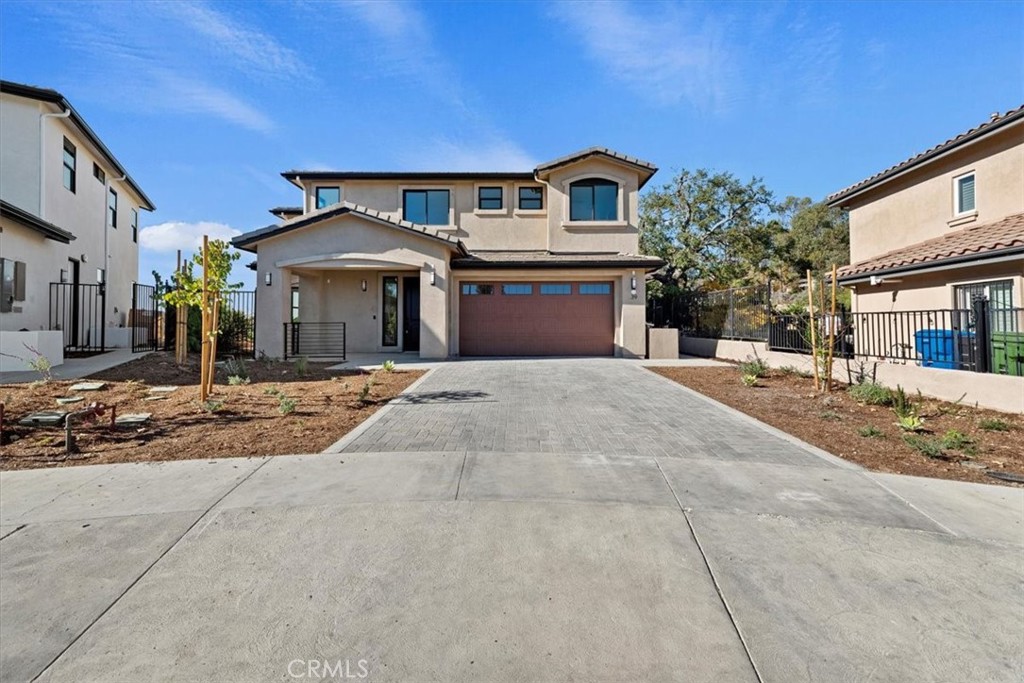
[0,80,155,370]
[233,148,664,360]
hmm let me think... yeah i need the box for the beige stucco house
[828,106,1023,314]
[0,80,155,369]
[233,148,664,359]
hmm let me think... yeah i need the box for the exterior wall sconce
[361,279,368,292]
[60,269,68,283]
[96,268,105,284]
[630,271,637,299]
[264,271,272,286]
[429,266,436,287]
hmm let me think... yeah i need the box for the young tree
[639,169,781,289]
[164,238,241,400]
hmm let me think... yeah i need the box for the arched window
[569,178,618,221]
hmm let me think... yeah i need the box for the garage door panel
[459,281,614,357]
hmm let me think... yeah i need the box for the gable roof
[837,212,1024,282]
[828,105,1024,207]
[232,201,467,253]
[0,200,75,243]
[1,80,156,211]
[534,147,658,187]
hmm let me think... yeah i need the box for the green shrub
[819,410,841,421]
[779,365,812,379]
[858,425,884,438]
[891,385,918,420]
[223,355,249,381]
[381,359,396,373]
[979,418,1010,432]
[941,430,976,455]
[200,399,224,413]
[896,415,926,432]
[902,434,946,459]
[741,374,758,387]
[847,382,892,406]
[358,375,375,403]
[294,356,309,378]
[738,355,769,378]
[263,385,280,396]
[278,395,296,415]
[227,375,250,386]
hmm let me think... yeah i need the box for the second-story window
[315,187,340,209]
[131,208,138,243]
[478,186,503,210]
[518,186,543,210]
[108,188,118,228]
[93,162,105,184]
[569,178,618,221]
[403,189,450,225]
[954,173,975,215]
[62,138,76,192]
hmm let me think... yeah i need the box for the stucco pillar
[620,270,647,358]
[254,263,287,359]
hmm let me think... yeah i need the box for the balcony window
[315,187,340,209]
[569,178,617,221]
[62,138,76,192]
[403,189,450,225]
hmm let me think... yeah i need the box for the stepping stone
[56,396,85,405]
[143,395,167,401]
[69,382,106,392]
[19,411,67,427]
[115,413,152,426]
[148,386,178,394]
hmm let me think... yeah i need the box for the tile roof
[0,200,75,243]
[534,147,659,187]
[827,105,1024,206]
[837,212,1024,281]
[451,250,664,270]
[232,201,467,253]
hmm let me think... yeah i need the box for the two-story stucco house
[233,148,664,359]
[828,106,1023,314]
[0,80,155,368]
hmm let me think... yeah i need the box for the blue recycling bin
[914,329,972,369]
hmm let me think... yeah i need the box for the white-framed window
[954,172,976,215]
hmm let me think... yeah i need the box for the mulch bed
[0,353,424,470]
[650,365,1023,486]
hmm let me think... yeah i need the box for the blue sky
[2,1,1022,288]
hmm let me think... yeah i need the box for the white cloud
[140,221,242,254]
[551,1,735,111]
[400,136,537,171]
[153,72,275,133]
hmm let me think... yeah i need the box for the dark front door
[403,276,420,353]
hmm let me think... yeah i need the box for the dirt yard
[0,353,424,470]
[650,365,1023,486]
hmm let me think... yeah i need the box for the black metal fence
[131,283,161,352]
[649,284,1023,376]
[283,322,346,360]
[218,290,256,357]
[49,282,105,352]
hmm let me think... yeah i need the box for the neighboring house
[828,106,1024,315]
[233,148,663,359]
[0,80,155,364]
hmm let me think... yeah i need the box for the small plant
[277,395,297,415]
[847,382,892,406]
[223,355,249,381]
[891,385,917,420]
[227,375,250,386]
[294,356,309,378]
[902,434,946,459]
[358,375,375,403]
[741,374,758,387]
[738,353,769,379]
[263,385,280,396]
[858,425,884,438]
[896,415,926,432]
[200,399,225,413]
[779,365,812,379]
[381,359,396,373]
[979,418,1010,432]
[940,430,977,456]
[0,343,56,382]
[819,410,841,421]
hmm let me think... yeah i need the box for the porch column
[254,263,288,359]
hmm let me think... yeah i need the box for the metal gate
[49,282,105,352]
[131,282,161,352]
[157,290,256,357]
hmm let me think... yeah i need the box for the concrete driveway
[2,359,1021,682]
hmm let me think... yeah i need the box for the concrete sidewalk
[1,359,1021,682]
[0,349,146,384]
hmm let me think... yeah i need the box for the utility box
[991,331,1024,377]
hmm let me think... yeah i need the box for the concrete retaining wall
[680,335,1024,414]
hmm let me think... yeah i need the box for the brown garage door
[459,281,615,356]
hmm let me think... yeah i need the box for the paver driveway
[1,359,1021,682]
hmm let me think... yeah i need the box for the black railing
[49,282,105,352]
[283,322,346,360]
[131,283,161,352]
[218,291,256,358]
[648,284,771,341]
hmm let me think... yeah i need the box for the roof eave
[838,246,1024,284]
[0,200,76,243]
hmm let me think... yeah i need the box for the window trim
[953,171,977,218]
[314,186,341,210]
[62,137,76,193]
[515,183,545,214]
[560,173,627,228]
[400,186,455,228]
[475,184,506,214]
[107,188,118,229]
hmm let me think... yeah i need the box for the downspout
[39,106,71,219]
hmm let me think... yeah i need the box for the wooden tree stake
[806,269,819,391]
[200,236,210,402]
[827,263,838,392]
